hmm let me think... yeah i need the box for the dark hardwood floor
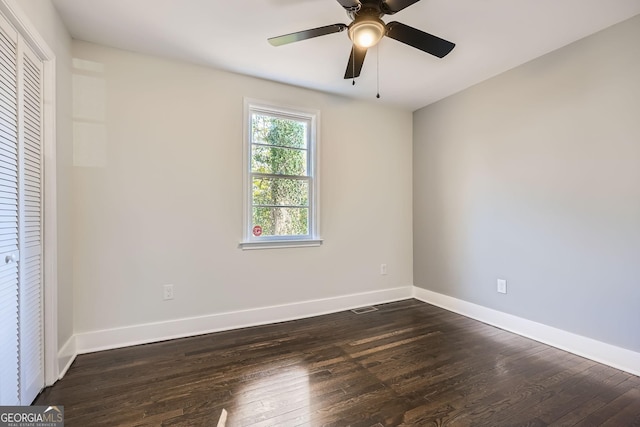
[35,299,640,426]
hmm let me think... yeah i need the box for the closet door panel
[18,43,44,404]
[0,14,20,407]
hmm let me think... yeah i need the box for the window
[241,99,321,249]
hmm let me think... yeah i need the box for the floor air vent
[351,306,378,314]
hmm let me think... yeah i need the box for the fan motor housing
[347,0,385,20]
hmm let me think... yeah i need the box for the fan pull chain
[376,44,380,99]
[352,46,356,86]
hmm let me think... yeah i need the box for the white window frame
[240,98,322,250]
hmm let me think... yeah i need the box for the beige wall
[71,41,413,333]
[413,15,640,352]
[16,0,74,356]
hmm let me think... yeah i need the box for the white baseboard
[74,286,413,355]
[412,286,640,377]
[60,285,639,380]
[57,335,77,380]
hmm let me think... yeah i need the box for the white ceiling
[51,0,640,111]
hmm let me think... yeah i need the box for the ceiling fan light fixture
[348,17,386,48]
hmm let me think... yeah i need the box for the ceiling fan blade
[268,24,347,46]
[336,0,361,11]
[385,21,455,58]
[381,0,421,14]
[344,45,368,79]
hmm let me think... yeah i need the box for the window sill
[239,239,323,250]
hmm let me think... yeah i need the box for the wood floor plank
[34,300,640,426]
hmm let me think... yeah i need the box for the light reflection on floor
[227,365,311,425]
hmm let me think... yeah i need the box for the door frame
[0,0,59,386]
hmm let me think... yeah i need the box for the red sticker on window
[252,225,263,237]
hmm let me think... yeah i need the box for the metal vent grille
[351,306,378,315]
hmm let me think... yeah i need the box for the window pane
[253,177,309,207]
[251,114,307,149]
[252,207,309,236]
[251,145,307,176]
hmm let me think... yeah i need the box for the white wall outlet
[497,279,507,294]
[380,264,388,275]
[163,284,174,300]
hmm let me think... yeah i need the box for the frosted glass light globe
[349,18,385,48]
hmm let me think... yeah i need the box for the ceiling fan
[268,0,456,79]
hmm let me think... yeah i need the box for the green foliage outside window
[251,114,310,236]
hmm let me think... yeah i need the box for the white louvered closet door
[18,35,44,405]
[0,12,20,407]
[0,12,44,406]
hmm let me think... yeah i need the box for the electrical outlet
[380,264,388,275]
[163,284,174,300]
[497,279,507,294]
